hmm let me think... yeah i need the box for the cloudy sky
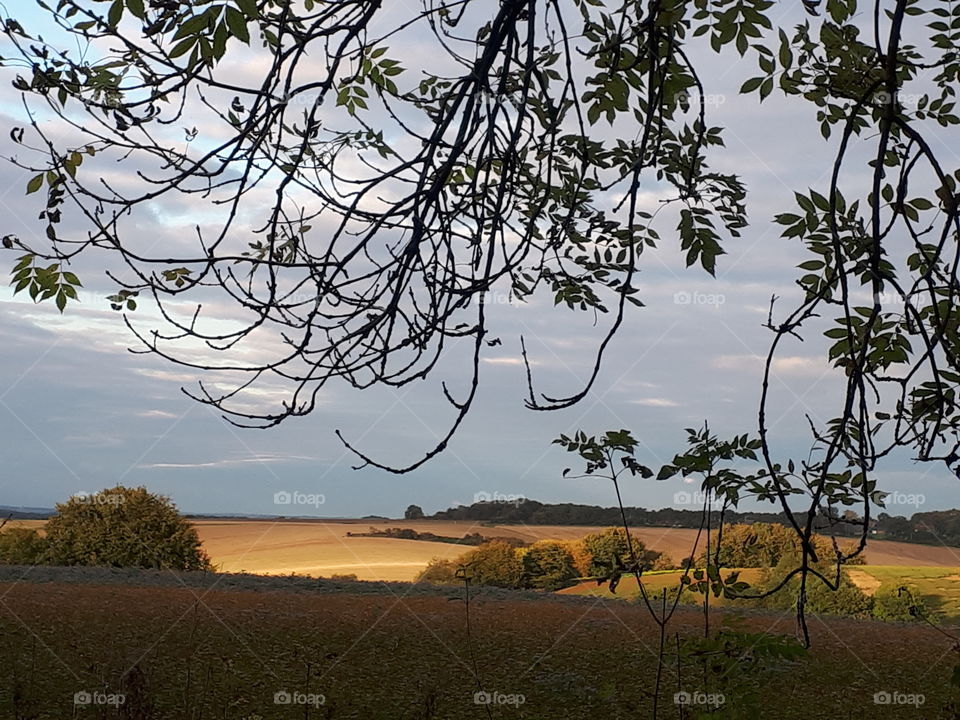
[0,1,955,519]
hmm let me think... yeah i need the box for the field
[558,568,767,604]
[0,568,957,719]
[853,566,960,618]
[11,518,960,582]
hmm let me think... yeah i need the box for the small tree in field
[459,541,524,589]
[404,504,425,520]
[521,540,578,590]
[45,486,210,571]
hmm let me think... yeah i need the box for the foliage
[415,557,458,586]
[457,541,525,589]
[871,583,928,622]
[403,505,424,520]
[0,528,47,565]
[520,540,578,590]
[44,486,211,571]
[757,558,873,619]
[677,623,807,718]
[708,523,866,568]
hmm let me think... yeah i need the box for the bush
[649,553,677,571]
[757,559,872,619]
[44,486,211,571]
[521,541,578,590]
[709,523,867,568]
[872,584,926,622]
[416,558,458,585]
[330,573,359,582]
[0,528,47,564]
[580,527,662,577]
[459,541,525,588]
[565,540,593,577]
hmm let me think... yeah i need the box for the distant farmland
[11,518,960,581]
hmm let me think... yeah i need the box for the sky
[0,1,956,519]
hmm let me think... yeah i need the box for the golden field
[10,517,960,581]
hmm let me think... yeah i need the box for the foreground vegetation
[0,572,957,719]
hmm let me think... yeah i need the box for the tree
[458,540,524,589]
[520,540,578,590]
[403,504,425,520]
[3,0,960,646]
[44,486,211,571]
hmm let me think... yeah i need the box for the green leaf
[169,38,196,59]
[108,0,124,28]
[26,174,43,194]
[236,0,258,19]
[225,6,250,44]
[126,0,145,20]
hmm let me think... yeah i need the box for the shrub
[44,486,211,571]
[565,540,593,577]
[649,553,677,571]
[757,559,872,619]
[581,527,628,577]
[416,558,458,585]
[709,523,867,568]
[872,584,926,622]
[521,540,578,590]
[0,528,47,564]
[580,527,662,577]
[459,541,524,588]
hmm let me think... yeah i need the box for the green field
[560,566,960,622]
[854,566,960,620]
[558,569,765,606]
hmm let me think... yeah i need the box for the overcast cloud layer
[0,2,956,519]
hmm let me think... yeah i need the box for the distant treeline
[347,527,527,547]
[430,500,960,547]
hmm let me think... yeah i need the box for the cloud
[139,454,320,470]
[136,410,179,419]
[630,397,680,407]
[481,357,528,366]
[711,354,829,377]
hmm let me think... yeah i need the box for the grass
[1,574,958,719]
[558,568,766,606]
[854,566,960,619]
